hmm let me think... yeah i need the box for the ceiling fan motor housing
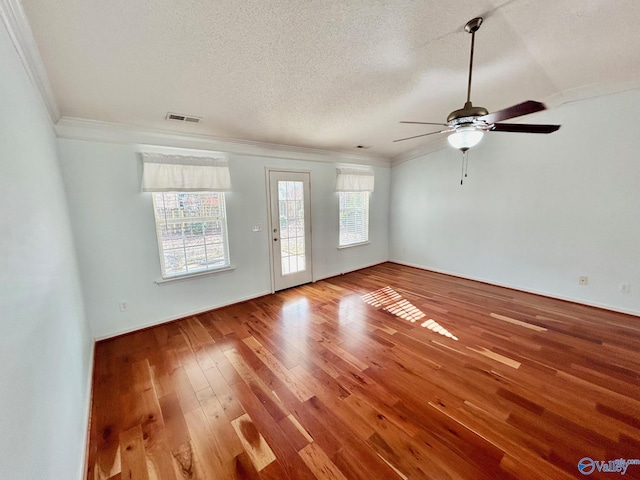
[447,101,489,124]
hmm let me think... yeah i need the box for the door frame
[265,168,313,293]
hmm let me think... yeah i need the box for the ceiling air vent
[166,112,201,123]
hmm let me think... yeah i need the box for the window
[142,152,232,279]
[339,191,370,247]
[336,167,373,248]
[152,191,230,278]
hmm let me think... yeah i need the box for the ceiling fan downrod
[464,17,483,107]
[446,17,488,123]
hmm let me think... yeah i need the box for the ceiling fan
[394,17,560,152]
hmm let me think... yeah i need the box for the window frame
[151,191,231,280]
[338,191,370,248]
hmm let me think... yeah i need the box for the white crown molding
[391,135,449,166]
[55,116,392,167]
[391,84,640,167]
[545,79,640,110]
[0,0,60,122]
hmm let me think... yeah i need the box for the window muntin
[152,192,230,278]
[277,180,307,275]
[339,191,370,247]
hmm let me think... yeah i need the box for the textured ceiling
[21,0,640,160]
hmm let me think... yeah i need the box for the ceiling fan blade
[492,123,560,134]
[400,121,449,126]
[481,100,546,124]
[393,129,450,142]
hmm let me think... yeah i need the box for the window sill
[155,265,236,285]
[338,241,370,250]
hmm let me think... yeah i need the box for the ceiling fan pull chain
[460,151,467,185]
[464,151,469,178]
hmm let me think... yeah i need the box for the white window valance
[142,153,232,192]
[335,168,375,192]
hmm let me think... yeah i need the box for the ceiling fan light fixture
[394,16,560,150]
[447,126,484,151]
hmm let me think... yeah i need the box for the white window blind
[335,168,374,192]
[152,192,230,278]
[142,153,231,192]
[336,168,373,247]
[339,191,370,247]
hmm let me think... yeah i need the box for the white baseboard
[313,260,387,282]
[389,259,640,318]
[97,262,389,341]
[95,290,272,341]
[79,339,95,480]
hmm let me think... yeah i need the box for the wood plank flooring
[86,263,640,479]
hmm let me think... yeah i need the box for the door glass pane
[278,180,306,275]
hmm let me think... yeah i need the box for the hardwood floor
[86,263,640,479]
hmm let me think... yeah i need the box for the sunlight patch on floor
[384,298,425,322]
[420,318,458,341]
[361,286,401,308]
[362,286,458,341]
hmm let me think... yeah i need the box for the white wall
[0,22,93,480]
[57,140,390,338]
[390,90,640,316]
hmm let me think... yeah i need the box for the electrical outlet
[579,276,588,286]
[119,301,128,312]
[619,282,631,294]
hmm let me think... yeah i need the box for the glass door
[268,170,312,291]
